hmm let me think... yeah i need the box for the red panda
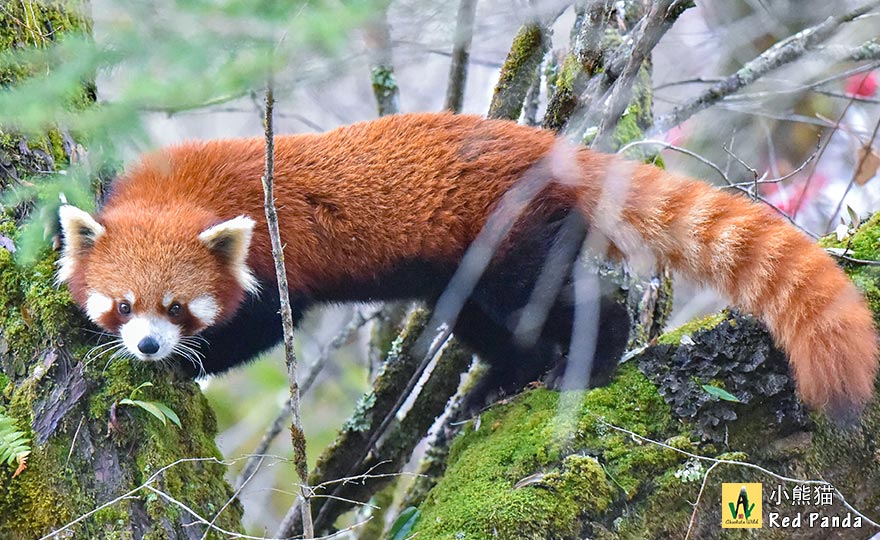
[57,112,878,420]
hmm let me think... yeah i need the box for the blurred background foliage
[1,0,879,535]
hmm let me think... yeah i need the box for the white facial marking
[162,292,174,308]
[189,295,220,326]
[85,292,114,322]
[120,316,181,361]
[124,291,136,304]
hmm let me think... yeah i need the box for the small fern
[0,408,31,478]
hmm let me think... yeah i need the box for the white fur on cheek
[85,292,114,322]
[120,316,181,361]
[189,295,219,326]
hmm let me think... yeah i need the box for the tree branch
[444,0,478,113]
[232,309,378,492]
[592,0,693,146]
[488,22,551,120]
[654,0,880,132]
[260,80,314,538]
[365,4,400,117]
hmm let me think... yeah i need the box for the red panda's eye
[168,303,182,317]
[118,302,131,315]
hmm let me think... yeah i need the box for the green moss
[820,215,880,322]
[414,389,602,539]
[416,211,880,538]
[413,366,675,538]
[657,312,728,346]
[715,451,748,462]
[0,227,83,376]
[0,237,240,538]
[615,467,695,539]
[489,24,547,121]
[819,212,880,260]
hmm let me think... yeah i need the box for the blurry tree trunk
[365,2,400,117]
[0,3,241,538]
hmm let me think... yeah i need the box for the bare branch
[655,1,880,132]
[260,80,314,538]
[617,139,731,185]
[233,309,379,492]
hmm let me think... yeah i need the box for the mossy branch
[488,23,550,121]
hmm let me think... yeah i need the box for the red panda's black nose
[138,336,160,355]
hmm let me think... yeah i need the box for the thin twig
[683,461,721,540]
[38,457,229,540]
[617,139,731,184]
[147,485,371,540]
[721,140,820,190]
[65,414,85,468]
[792,76,866,218]
[203,455,263,540]
[260,79,314,538]
[824,111,880,232]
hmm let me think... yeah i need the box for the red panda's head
[56,204,259,365]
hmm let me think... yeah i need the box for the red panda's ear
[57,205,105,284]
[198,216,259,295]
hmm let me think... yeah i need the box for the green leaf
[388,507,420,540]
[701,384,741,403]
[120,399,167,426]
[152,402,182,428]
[130,381,154,399]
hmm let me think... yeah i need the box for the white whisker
[84,340,126,367]
[174,341,207,377]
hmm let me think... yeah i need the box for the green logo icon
[729,486,755,520]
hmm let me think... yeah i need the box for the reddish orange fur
[78,112,877,415]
